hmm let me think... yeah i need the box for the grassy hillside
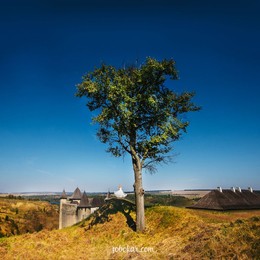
[0,197,59,237]
[0,205,259,259]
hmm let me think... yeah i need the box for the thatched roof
[189,188,260,210]
[70,187,82,200]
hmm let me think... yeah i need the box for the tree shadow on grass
[84,198,136,231]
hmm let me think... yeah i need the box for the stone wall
[59,199,98,229]
[77,208,91,222]
[59,200,100,229]
[59,202,78,229]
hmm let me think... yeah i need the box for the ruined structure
[59,187,104,229]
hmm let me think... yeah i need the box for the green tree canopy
[76,57,199,171]
[76,57,200,231]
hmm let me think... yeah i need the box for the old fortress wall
[59,188,102,229]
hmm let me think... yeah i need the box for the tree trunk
[133,159,145,232]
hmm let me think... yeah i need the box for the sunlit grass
[0,206,259,259]
[0,198,58,237]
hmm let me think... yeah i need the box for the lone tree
[76,57,200,232]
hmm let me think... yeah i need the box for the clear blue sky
[0,0,259,193]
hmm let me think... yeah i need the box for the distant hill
[0,197,59,237]
[0,204,259,259]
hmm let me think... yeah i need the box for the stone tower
[77,191,91,220]
[59,189,68,229]
[59,187,103,229]
[59,187,81,229]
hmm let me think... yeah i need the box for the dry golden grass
[0,198,59,236]
[0,206,259,259]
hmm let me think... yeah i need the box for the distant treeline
[1,195,24,200]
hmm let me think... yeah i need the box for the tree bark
[132,156,145,232]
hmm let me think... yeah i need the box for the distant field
[171,190,210,198]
